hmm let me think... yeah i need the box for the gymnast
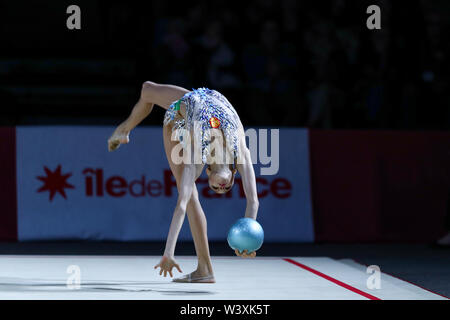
[107,82,259,283]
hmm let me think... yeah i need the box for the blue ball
[227,218,264,254]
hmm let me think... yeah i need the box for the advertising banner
[16,126,314,242]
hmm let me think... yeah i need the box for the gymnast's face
[206,165,236,194]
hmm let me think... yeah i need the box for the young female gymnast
[107,82,259,283]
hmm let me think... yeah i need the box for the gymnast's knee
[188,188,201,204]
[141,81,158,102]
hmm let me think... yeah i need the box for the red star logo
[37,165,75,201]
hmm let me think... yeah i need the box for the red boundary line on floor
[350,259,449,300]
[283,258,381,300]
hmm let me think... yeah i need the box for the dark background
[1,0,450,298]
[1,0,449,130]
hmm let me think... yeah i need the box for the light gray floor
[0,255,446,300]
[1,242,449,297]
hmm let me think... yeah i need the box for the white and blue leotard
[163,87,243,164]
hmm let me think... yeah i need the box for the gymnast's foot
[107,125,130,151]
[173,269,215,283]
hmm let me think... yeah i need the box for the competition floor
[0,255,447,300]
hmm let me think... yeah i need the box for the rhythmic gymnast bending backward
[107,82,259,283]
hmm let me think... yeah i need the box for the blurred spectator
[153,18,193,87]
[195,21,242,89]
[242,20,300,124]
[2,0,450,130]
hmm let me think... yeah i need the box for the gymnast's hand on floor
[154,255,183,278]
[107,127,130,151]
[235,249,256,258]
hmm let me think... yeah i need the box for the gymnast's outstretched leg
[162,124,214,283]
[108,81,189,150]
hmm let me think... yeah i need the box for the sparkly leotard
[163,87,243,164]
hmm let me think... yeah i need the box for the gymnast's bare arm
[237,137,259,219]
[235,135,259,258]
[154,162,200,277]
